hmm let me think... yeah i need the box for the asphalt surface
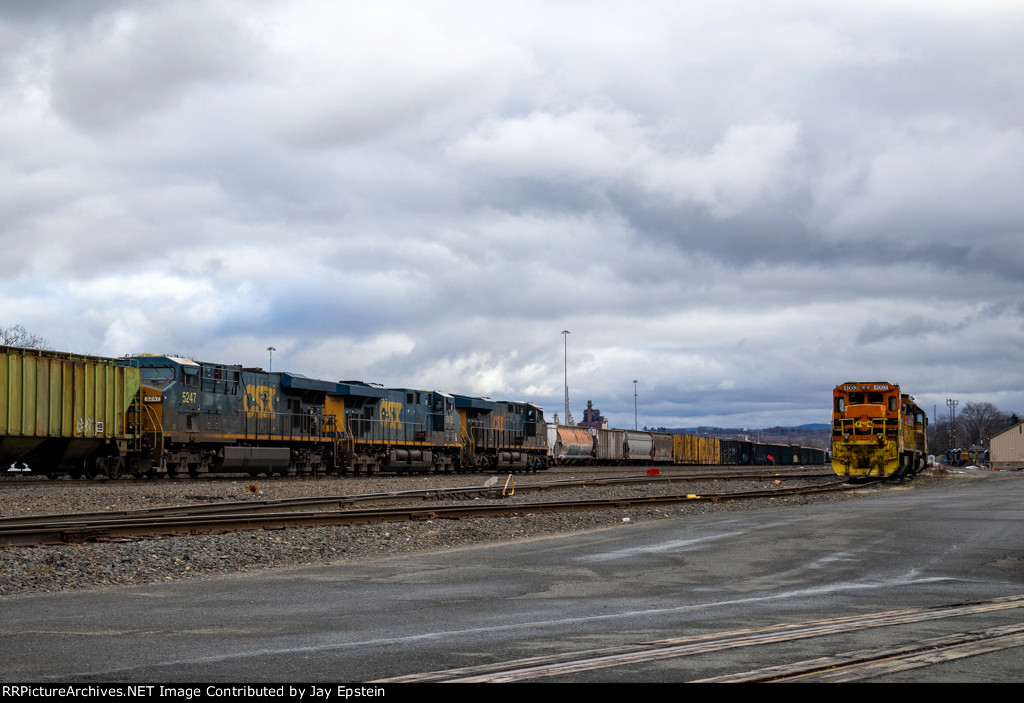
[2,471,1022,683]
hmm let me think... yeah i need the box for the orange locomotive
[831,382,928,479]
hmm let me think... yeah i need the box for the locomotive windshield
[140,366,175,385]
[847,392,885,405]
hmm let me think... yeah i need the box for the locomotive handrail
[138,399,165,469]
[243,411,333,442]
[346,415,458,445]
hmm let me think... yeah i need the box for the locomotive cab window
[141,367,175,385]
[835,397,845,413]
[889,396,898,412]
[848,393,864,404]
[867,393,884,404]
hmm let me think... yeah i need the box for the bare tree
[958,401,1004,448]
[0,324,48,349]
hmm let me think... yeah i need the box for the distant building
[578,400,608,430]
[990,421,1024,470]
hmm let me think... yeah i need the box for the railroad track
[0,463,833,484]
[374,595,1024,683]
[0,475,853,547]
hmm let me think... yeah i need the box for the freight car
[0,346,140,478]
[831,381,928,479]
[546,424,595,465]
[543,425,820,468]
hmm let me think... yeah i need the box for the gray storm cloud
[2,0,1023,429]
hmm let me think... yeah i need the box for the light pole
[633,379,638,430]
[267,346,276,372]
[947,398,958,449]
[561,330,570,425]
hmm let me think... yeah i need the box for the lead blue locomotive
[130,354,339,476]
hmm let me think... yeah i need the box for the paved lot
[2,472,1022,682]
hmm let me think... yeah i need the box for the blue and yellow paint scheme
[453,395,548,471]
[327,382,461,473]
[126,355,338,476]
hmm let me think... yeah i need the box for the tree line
[927,401,1021,454]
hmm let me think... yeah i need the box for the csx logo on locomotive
[380,400,402,429]
[243,384,277,418]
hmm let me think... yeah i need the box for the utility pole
[947,398,958,449]
[267,346,276,372]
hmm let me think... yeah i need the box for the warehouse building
[990,421,1024,471]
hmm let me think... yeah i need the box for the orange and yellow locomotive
[831,382,927,479]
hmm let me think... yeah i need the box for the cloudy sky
[2,1,1022,430]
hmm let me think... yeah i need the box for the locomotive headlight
[843,433,849,440]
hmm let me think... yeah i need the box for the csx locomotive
[0,344,825,478]
[830,381,928,479]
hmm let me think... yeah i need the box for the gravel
[0,469,950,599]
